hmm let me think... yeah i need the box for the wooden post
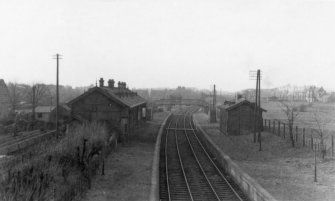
[314,148,317,182]
[295,126,298,145]
[102,159,105,175]
[303,128,305,147]
[332,135,334,158]
[273,121,275,134]
[278,121,281,137]
[238,106,241,135]
[56,54,60,139]
[311,136,313,150]
[283,123,286,138]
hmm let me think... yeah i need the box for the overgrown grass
[0,121,114,201]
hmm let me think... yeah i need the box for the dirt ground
[80,112,169,201]
[81,142,154,201]
[195,112,335,201]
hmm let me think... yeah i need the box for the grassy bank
[0,122,114,201]
[195,112,335,201]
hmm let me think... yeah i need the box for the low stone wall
[194,118,278,201]
[149,113,171,201]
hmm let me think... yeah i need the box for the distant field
[262,101,335,131]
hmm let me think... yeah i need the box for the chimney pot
[108,79,115,88]
[99,78,104,87]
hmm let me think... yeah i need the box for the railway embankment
[0,130,56,155]
[194,112,335,201]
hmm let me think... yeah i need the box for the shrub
[0,121,112,201]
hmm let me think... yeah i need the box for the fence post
[311,136,313,150]
[303,128,305,147]
[296,126,299,146]
[332,135,334,158]
[273,121,275,134]
[278,121,280,137]
[283,123,286,138]
[268,120,271,131]
[266,119,268,130]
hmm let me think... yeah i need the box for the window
[37,113,42,118]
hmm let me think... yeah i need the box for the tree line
[7,82,92,111]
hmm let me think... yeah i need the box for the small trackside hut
[219,99,266,135]
[68,78,147,140]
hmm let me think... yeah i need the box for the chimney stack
[99,78,104,87]
[108,79,115,89]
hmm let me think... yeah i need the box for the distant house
[68,78,147,138]
[219,99,266,135]
[0,79,11,119]
[35,105,71,123]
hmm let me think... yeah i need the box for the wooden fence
[263,119,335,158]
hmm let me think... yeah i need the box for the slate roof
[219,99,266,112]
[68,86,146,109]
[35,104,71,113]
[35,106,55,113]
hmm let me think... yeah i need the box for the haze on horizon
[1,0,335,91]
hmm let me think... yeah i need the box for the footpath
[81,112,169,201]
[194,112,335,201]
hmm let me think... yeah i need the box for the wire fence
[263,119,335,158]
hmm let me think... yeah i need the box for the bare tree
[279,101,300,147]
[312,110,330,159]
[7,82,23,111]
[27,83,48,105]
[26,83,48,120]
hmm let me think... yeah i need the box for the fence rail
[263,119,335,158]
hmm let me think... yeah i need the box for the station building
[68,78,147,139]
[218,99,266,135]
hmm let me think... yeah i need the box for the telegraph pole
[209,84,217,123]
[249,71,258,143]
[32,85,36,122]
[249,69,262,150]
[213,84,217,123]
[257,70,262,151]
[54,54,61,138]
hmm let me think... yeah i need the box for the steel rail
[164,115,174,201]
[174,113,194,201]
[188,114,245,201]
[181,112,221,200]
[165,112,194,201]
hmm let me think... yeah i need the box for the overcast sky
[1,0,335,91]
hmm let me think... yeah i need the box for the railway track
[0,130,56,155]
[159,108,249,201]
